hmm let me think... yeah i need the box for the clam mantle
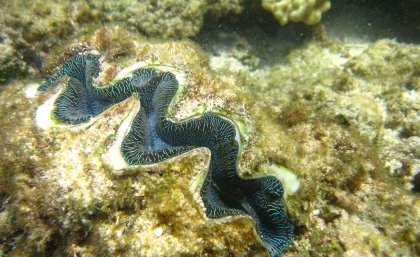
[36,53,294,256]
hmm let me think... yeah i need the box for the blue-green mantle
[39,54,294,256]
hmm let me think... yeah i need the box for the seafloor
[0,1,419,257]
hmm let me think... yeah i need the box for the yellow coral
[262,0,331,25]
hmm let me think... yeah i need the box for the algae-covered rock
[0,0,245,81]
[90,0,245,39]
[0,41,27,83]
[0,0,251,86]
[0,0,245,49]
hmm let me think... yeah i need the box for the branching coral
[262,0,331,25]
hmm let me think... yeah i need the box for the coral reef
[0,0,245,82]
[262,0,331,25]
[0,5,419,255]
[89,0,245,39]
